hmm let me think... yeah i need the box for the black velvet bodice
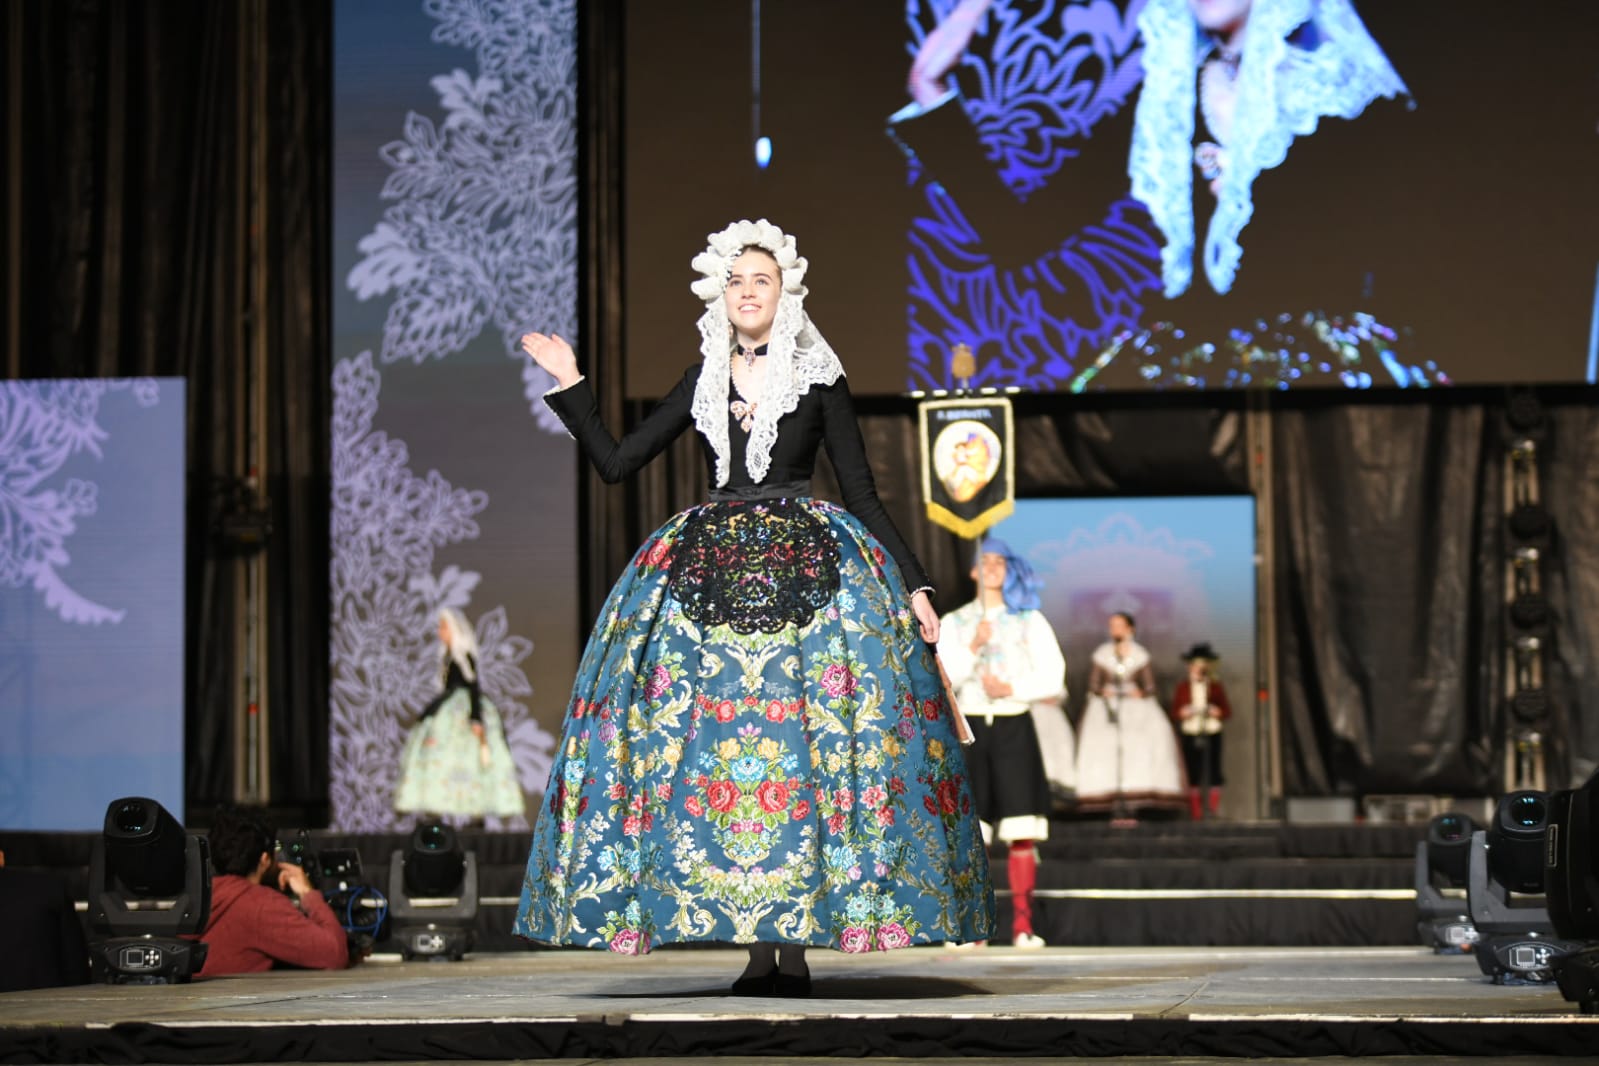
[544,365,931,593]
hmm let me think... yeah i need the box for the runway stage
[2,946,1594,1062]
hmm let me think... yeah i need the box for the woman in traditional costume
[514,220,993,995]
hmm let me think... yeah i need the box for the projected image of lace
[331,0,574,831]
[0,379,161,626]
[896,0,1439,392]
[329,352,551,831]
[346,0,579,435]
[901,0,1162,392]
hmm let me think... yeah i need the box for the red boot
[1008,842,1044,947]
[1188,787,1203,820]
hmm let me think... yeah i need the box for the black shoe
[730,970,777,996]
[774,968,811,998]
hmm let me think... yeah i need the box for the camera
[278,830,386,942]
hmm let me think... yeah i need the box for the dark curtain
[1271,401,1502,796]
[1539,402,1599,787]
[3,0,331,820]
[1271,393,1599,797]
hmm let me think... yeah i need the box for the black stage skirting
[2,947,1596,1062]
[1,820,1425,950]
[7,1015,1599,1062]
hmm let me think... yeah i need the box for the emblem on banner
[918,393,1015,538]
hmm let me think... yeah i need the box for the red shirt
[196,874,350,977]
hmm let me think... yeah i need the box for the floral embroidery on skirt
[514,499,993,954]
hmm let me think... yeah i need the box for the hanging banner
[918,395,1015,538]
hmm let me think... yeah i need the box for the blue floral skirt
[514,499,994,954]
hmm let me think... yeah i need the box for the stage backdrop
[992,496,1258,809]
[331,0,578,830]
[0,379,185,831]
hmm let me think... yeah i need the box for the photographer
[196,804,353,977]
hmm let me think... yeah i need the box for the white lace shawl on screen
[688,219,845,486]
[1130,0,1409,298]
[438,606,479,685]
[1093,639,1151,676]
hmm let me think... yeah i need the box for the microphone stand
[1109,644,1136,828]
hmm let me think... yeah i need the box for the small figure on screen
[392,608,525,825]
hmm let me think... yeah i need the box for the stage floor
[3,946,1595,1061]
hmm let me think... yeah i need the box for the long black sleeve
[465,654,482,723]
[544,366,699,483]
[887,74,1138,269]
[818,377,932,595]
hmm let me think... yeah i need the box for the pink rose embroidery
[821,663,857,698]
[876,923,911,951]
[644,665,671,700]
[839,926,872,954]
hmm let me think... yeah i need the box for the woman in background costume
[393,608,525,823]
[1074,612,1186,814]
[514,220,992,996]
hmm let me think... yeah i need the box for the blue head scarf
[977,537,1042,613]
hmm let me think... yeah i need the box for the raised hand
[909,0,994,107]
[520,331,580,388]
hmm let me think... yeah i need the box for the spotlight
[388,823,478,961]
[1495,792,1551,893]
[1415,812,1479,952]
[1467,790,1582,983]
[1548,773,1599,1011]
[87,797,211,984]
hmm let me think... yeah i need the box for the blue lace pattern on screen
[346,0,579,435]
[904,0,1162,392]
[0,379,161,626]
[330,352,552,832]
[332,0,572,831]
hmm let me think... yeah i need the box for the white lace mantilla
[1093,639,1151,675]
[687,219,844,485]
[1130,0,1408,297]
